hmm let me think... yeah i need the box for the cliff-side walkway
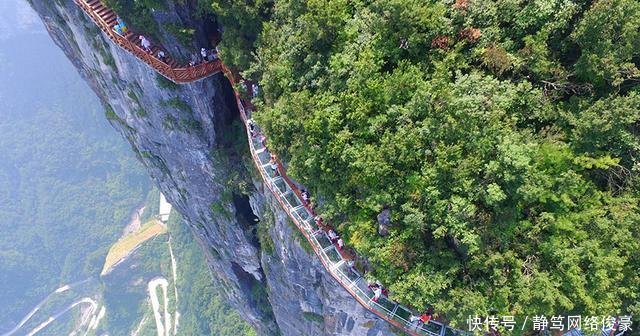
[223,68,464,336]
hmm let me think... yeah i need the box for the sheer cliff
[28,1,401,335]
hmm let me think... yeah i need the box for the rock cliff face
[29,1,400,335]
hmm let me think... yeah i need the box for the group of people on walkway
[112,17,219,68]
[137,35,170,65]
[189,47,218,66]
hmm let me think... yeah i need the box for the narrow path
[131,316,149,336]
[82,305,105,336]
[167,238,180,335]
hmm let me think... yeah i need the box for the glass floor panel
[337,262,360,283]
[284,191,302,208]
[293,208,318,232]
[444,327,464,336]
[394,305,412,322]
[316,234,333,249]
[299,217,316,233]
[251,136,265,150]
[326,247,342,263]
[334,268,352,284]
[415,328,431,336]
[376,297,396,314]
[390,311,413,329]
[273,178,288,194]
[420,321,444,336]
[257,150,271,164]
[295,206,313,221]
[354,279,374,300]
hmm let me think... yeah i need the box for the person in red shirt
[420,307,434,324]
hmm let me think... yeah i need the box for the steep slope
[28,1,401,335]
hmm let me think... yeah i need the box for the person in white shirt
[327,229,338,242]
[372,286,382,302]
[139,35,151,53]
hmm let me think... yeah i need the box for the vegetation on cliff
[213,0,640,325]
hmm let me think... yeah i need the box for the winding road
[25,298,97,336]
[167,238,180,334]
[1,278,92,336]
[148,277,171,336]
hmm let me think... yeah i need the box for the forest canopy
[209,0,640,326]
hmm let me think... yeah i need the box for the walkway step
[126,33,138,43]
[96,7,110,16]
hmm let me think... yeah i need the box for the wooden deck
[75,0,222,83]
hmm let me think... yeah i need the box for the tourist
[156,50,166,61]
[399,38,409,49]
[269,155,279,177]
[207,48,218,61]
[410,315,422,328]
[420,308,433,324]
[113,23,122,35]
[328,229,338,242]
[337,238,344,250]
[117,17,127,32]
[201,48,208,60]
[139,35,152,53]
[372,285,383,302]
[252,83,259,98]
[301,189,310,204]
[346,258,355,269]
[190,53,201,66]
[247,119,257,137]
[113,16,128,35]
